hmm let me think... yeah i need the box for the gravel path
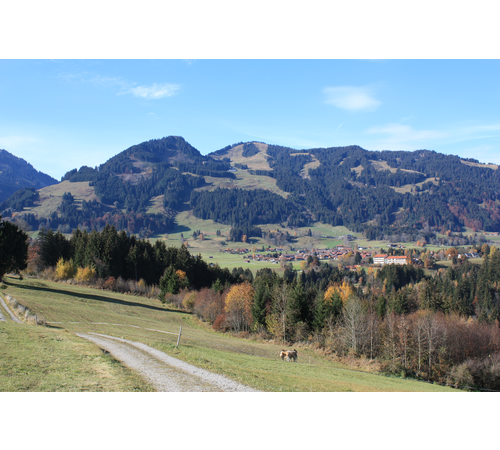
[0,296,22,323]
[76,332,258,392]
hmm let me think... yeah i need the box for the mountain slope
[0,149,58,203]
[207,143,500,233]
[2,136,500,238]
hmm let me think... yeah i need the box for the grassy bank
[0,321,154,392]
[1,276,455,392]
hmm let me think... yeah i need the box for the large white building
[373,254,408,266]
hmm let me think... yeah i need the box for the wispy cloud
[365,121,500,148]
[121,83,181,100]
[365,123,447,143]
[324,85,381,112]
[364,123,447,151]
[60,72,181,100]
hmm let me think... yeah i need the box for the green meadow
[1,276,454,392]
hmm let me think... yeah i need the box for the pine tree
[0,216,29,281]
[289,277,308,324]
[159,266,180,301]
[251,281,269,327]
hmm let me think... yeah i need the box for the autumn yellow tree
[75,266,96,283]
[224,282,255,332]
[324,281,354,304]
[55,258,76,280]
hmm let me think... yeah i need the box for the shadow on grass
[3,278,189,315]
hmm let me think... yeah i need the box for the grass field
[0,321,154,392]
[150,213,496,275]
[0,276,455,392]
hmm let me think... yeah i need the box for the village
[215,238,482,270]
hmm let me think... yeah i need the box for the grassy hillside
[0,276,455,392]
[211,142,272,171]
[0,321,154,392]
[21,180,106,219]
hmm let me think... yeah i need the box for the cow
[280,349,298,362]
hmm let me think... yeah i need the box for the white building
[373,254,388,265]
[373,254,408,266]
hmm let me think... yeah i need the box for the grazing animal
[280,349,298,362]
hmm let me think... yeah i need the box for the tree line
[33,225,239,288]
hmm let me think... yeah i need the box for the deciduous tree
[224,282,254,332]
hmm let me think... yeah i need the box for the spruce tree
[0,216,28,281]
[159,266,180,302]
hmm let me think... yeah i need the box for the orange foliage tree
[324,280,354,304]
[224,282,255,332]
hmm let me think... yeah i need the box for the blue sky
[0,59,499,180]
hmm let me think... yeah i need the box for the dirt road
[76,333,258,392]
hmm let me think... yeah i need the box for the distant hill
[2,136,500,239]
[0,149,58,203]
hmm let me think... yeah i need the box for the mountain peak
[0,149,58,203]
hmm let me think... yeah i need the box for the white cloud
[324,85,381,112]
[61,72,181,100]
[122,83,181,100]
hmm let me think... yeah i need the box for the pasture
[1,276,454,392]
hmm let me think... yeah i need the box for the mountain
[0,149,58,203]
[2,136,500,239]
[207,142,500,236]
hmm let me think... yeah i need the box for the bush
[55,258,76,280]
[193,288,225,323]
[446,363,474,390]
[464,353,500,391]
[213,313,227,331]
[115,276,129,293]
[75,266,96,283]
[103,276,117,291]
[182,291,196,311]
[380,360,414,379]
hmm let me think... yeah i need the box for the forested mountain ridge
[207,142,500,234]
[0,149,58,203]
[1,136,499,238]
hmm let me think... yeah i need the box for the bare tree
[412,311,429,375]
[271,282,293,344]
[383,312,398,363]
[366,311,381,360]
[426,313,444,378]
[397,315,412,369]
[415,311,444,378]
[339,297,367,355]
